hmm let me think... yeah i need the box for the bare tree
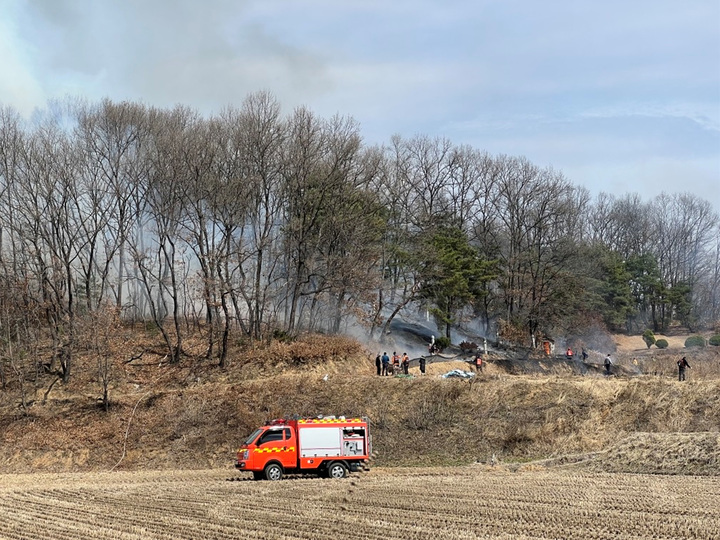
[75,100,148,311]
[174,117,221,358]
[84,305,119,411]
[650,192,718,329]
[128,106,194,363]
[487,157,583,342]
[215,92,286,344]
[9,114,88,381]
[279,110,364,332]
[0,106,25,279]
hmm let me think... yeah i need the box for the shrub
[684,335,706,348]
[642,329,656,349]
[709,335,720,346]
[435,336,451,351]
[272,328,293,343]
[655,339,668,349]
[143,320,161,336]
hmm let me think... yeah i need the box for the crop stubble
[0,467,717,540]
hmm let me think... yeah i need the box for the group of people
[375,352,411,376]
[374,347,693,380]
[603,353,691,380]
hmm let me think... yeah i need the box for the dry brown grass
[0,467,717,539]
[238,333,368,377]
[3,369,718,476]
[583,432,720,475]
[2,330,720,476]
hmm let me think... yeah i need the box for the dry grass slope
[0,331,719,475]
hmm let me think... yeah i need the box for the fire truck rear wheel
[327,461,348,479]
[264,463,283,481]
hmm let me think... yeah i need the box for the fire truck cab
[236,416,370,480]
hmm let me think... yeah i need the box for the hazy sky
[1,0,718,209]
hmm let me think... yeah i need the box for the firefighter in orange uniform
[401,353,410,375]
[475,355,483,372]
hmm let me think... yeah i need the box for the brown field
[0,467,718,540]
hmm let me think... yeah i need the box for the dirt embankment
[0,332,718,475]
[2,370,719,475]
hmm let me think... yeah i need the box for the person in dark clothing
[381,352,390,376]
[677,357,690,381]
[418,357,426,375]
[604,354,613,375]
[401,353,410,375]
[375,353,382,376]
[581,348,588,361]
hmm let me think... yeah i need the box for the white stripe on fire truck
[298,418,363,424]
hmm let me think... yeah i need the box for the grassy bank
[2,367,718,474]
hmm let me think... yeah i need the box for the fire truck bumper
[235,461,246,469]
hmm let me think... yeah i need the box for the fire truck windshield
[243,428,263,445]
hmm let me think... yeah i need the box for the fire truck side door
[280,427,297,468]
[255,429,284,466]
[255,428,296,469]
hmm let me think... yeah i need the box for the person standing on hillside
[375,353,382,376]
[419,356,427,375]
[474,354,483,372]
[401,353,410,375]
[604,354,613,375]
[677,357,691,381]
[392,352,400,375]
[381,352,390,376]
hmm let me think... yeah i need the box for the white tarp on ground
[441,369,475,379]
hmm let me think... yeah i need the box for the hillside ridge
[1,332,718,475]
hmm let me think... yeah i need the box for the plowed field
[0,467,718,539]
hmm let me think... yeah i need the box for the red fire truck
[235,416,371,480]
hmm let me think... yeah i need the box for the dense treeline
[0,93,718,380]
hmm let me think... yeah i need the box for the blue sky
[1,0,718,209]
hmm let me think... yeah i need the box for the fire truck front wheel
[264,463,283,481]
[326,461,348,479]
